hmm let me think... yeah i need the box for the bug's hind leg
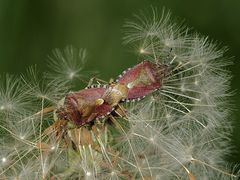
[108,104,128,127]
[86,77,110,88]
[114,104,127,118]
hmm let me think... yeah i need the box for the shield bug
[55,83,129,127]
[51,60,168,135]
[56,86,112,126]
[117,60,168,101]
[43,60,169,147]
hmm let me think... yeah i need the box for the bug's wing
[117,61,165,100]
[65,87,113,126]
[92,102,113,119]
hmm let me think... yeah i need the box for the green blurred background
[0,0,239,163]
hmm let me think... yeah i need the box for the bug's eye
[64,115,68,120]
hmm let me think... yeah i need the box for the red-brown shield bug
[117,60,168,101]
[54,60,168,129]
[56,86,112,126]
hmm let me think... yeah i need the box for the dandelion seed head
[122,8,236,179]
[47,46,91,89]
[0,75,31,116]
[21,66,68,104]
[0,8,237,180]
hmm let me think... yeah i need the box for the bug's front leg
[86,77,109,87]
[36,120,69,152]
[114,104,127,118]
[19,106,55,123]
[43,119,68,143]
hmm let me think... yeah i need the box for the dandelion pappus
[0,9,237,179]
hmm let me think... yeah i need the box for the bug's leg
[35,106,55,115]
[36,120,69,152]
[36,142,56,152]
[109,115,118,125]
[86,77,109,87]
[44,119,68,142]
[95,77,109,84]
[114,104,127,118]
[108,78,114,84]
[67,127,95,149]
[108,105,128,127]
[108,115,127,131]
[87,77,95,87]
[19,106,55,123]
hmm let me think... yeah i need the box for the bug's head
[55,106,71,121]
[55,95,90,127]
[156,63,170,80]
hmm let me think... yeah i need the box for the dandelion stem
[39,98,45,177]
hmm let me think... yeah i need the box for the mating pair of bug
[57,60,168,124]
[45,60,168,139]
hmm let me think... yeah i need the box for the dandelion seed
[0,75,31,115]
[69,71,76,79]
[149,137,154,142]
[47,46,91,87]
[166,113,171,119]
[140,48,146,54]
[86,171,91,176]
[2,157,6,163]
[0,105,4,110]
[194,80,198,85]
